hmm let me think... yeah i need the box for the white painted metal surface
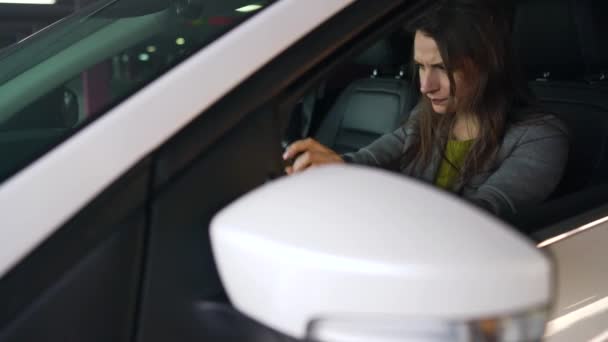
[211,165,552,339]
[543,222,608,342]
[0,0,355,277]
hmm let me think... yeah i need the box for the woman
[282,0,568,218]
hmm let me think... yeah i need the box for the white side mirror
[210,165,553,341]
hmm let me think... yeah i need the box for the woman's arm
[464,122,569,217]
[342,126,409,169]
[283,126,411,174]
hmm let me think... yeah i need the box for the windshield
[0,0,275,184]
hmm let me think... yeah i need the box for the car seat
[508,0,608,230]
[314,37,418,154]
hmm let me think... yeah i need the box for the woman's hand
[283,138,344,175]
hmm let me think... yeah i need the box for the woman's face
[414,31,469,114]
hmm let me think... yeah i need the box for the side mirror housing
[211,165,553,341]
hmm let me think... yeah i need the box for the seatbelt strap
[300,81,326,137]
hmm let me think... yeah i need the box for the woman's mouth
[430,98,448,105]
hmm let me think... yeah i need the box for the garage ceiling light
[235,4,262,13]
[0,0,56,4]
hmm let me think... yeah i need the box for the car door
[0,0,427,341]
[535,208,608,342]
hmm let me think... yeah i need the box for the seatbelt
[282,82,325,148]
[298,81,326,138]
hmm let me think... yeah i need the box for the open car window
[0,0,277,184]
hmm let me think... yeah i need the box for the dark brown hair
[402,0,535,185]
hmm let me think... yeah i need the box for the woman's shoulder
[506,106,569,143]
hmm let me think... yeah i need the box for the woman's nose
[419,70,438,94]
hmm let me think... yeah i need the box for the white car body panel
[543,222,608,342]
[0,0,355,278]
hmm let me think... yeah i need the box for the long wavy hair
[402,0,536,185]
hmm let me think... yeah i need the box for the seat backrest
[315,38,417,154]
[513,0,608,198]
[531,83,608,196]
[513,0,584,81]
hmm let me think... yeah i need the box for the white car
[0,0,605,341]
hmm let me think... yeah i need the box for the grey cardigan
[343,111,569,217]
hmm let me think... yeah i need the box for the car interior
[286,0,608,235]
[311,34,417,154]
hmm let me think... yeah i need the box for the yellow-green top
[435,139,475,191]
